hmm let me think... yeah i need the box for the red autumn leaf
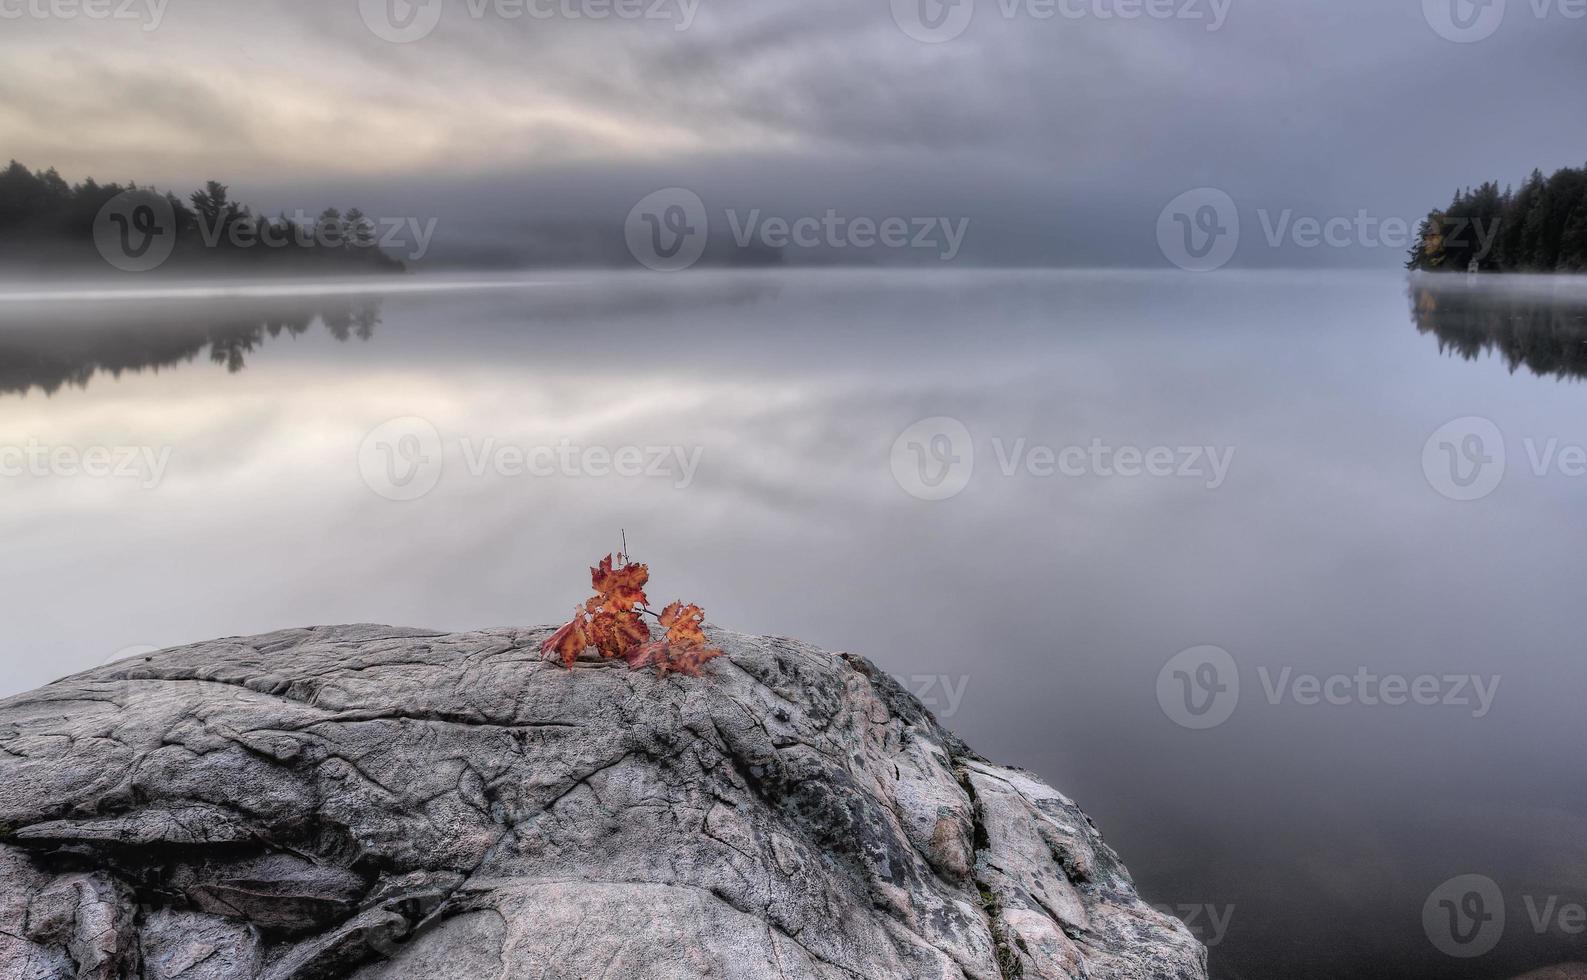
[590,608,650,659]
[542,608,593,668]
[546,550,724,677]
[590,554,649,612]
[621,639,669,671]
[666,642,724,677]
[658,601,708,647]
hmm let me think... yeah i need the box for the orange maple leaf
[658,601,707,647]
[542,608,593,668]
[546,551,725,677]
[591,554,649,612]
[667,643,725,677]
[621,639,669,671]
[655,602,722,675]
[590,608,650,659]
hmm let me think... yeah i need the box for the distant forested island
[1407,165,1587,273]
[0,161,407,275]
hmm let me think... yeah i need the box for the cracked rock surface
[0,625,1206,980]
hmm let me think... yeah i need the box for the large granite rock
[0,625,1206,980]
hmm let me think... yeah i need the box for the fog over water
[5,0,1587,975]
[5,0,1586,269]
[3,269,1587,978]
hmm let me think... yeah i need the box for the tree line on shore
[1407,165,1587,273]
[0,160,406,273]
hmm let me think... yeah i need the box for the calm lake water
[4,268,1587,979]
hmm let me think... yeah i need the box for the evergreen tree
[0,160,405,273]
[1408,165,1587,274]
[343,208,373,249]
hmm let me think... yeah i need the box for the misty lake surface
[4,268,1587,979]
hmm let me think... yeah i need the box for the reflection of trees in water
[1409,280,1587,381]
[0,297,381,396]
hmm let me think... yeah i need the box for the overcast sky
[3,0,1584,265]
